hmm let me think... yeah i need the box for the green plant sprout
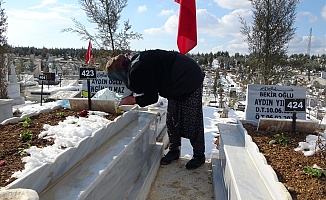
[303,166,325,178]
[56,112,66,118]
[17,147,28,156]
[20,130,33,142]
[22,116,32,123]
[19,116,32,127]
[268,133,289,146]
[17,143,31,156]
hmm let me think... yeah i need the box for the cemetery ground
[0,108,325,200]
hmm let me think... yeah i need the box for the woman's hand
[119,96,136,105]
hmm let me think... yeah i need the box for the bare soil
[147,158,214,200]
[0,108,121,188]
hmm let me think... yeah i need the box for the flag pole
[86,40,93,110]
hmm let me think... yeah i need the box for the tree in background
[240,0,299,84]
[14,58,25,82]
[288,53,306,74]
[28,59,37,74]
[208,52,214,67]
[62,0,142,57]
[0,0,10,98]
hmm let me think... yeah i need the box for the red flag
[175,0,197,54]
[85,40,94,65]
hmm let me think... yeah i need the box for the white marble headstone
[9,63,18,83]
[245,84,306,122]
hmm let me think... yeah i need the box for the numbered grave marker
[80,68,96,79]
[39,74,47,80]
[80,67,96,110]
[284,99,305,112]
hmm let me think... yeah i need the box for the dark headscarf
[106,54,131,88]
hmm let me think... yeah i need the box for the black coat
[129,50,205,107]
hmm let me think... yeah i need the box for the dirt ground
[147,157,214,200]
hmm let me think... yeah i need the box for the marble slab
[39,112,160,200]
[0,188,39,200]
[258,118,319,133]
[6,107,139,194]
[1,117,23,125]
[0,99,13,123]
[68,98,117,114]
[215,122,292,200]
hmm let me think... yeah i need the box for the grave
[47,91,81,101]
[7,63,25,105]
[3,105,168,200]
[0,99,13,123]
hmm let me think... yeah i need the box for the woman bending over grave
[106,49,206,169]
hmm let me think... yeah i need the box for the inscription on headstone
[245,84,306,121]
[81,71,132,98]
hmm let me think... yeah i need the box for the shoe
[160,150,180,165]
[186,155,205,169]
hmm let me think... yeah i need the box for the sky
[3,0,326,56]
